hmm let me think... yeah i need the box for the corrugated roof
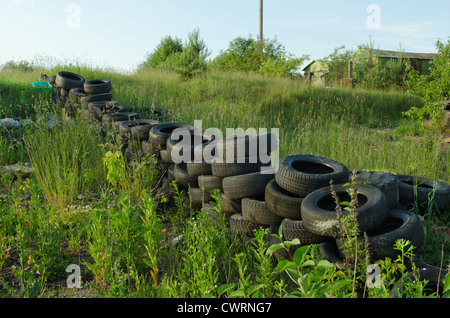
[370,49,437,60]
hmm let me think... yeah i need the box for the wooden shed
[302,60,331,86]
[349,48,438,76]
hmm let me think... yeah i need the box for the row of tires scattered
[50,71,450,296]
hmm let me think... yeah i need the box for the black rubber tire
[60,88,69,98]
[242,198,283,226]
[80,93,114,109]
[301,183,388,237]
[200,132,276,160]
[229,213,262,237]
[211,157,271,177]
[281,218,330,244]
[149,122,194,153]
[173,163,199,189]
[397,174,450,212]
[265,179,304,220]
[94,104,127,122]
[122,107,171,122]
[160,149,173,164]
[88,101,121,115]
[350,171,399,210]
[222,172,274,200]
[130,119,161,141]
[84,79,112,95]
[142,140,157,157]
[186,161,212,177]
[102,112,140,128]
[275,154,349,197]
[188,187,214,208]
[319,241,344,265]
[221,193,241,214]
[68,87,87,104]
[167,129,215,164]
[55,71,85,91]
[198,175,223,192]
[119,119,158,141]
[336,210,425,262]
[390,267,446,298]
[48,75,56,85]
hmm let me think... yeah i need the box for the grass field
[0,66,448,298]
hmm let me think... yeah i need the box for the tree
[322,45,356,83]
[173,28,211,78]
[210,35,309,77]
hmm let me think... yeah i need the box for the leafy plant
[210,35,309,77]
[405,38,450,124]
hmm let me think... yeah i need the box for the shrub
[404,39,450,124]
[140,35,183,70]
[139,29,210,79]
[210,35,309,77]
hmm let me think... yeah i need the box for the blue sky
[1,0,449,72]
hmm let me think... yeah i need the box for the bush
[1,60,35,73]
[140,35,183,70]
[404,39,450,124]
[210,35,309,78]
[139,29,210,79]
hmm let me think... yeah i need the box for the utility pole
[259,0,263,41]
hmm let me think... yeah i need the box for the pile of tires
[49,71,86,105]
[261,154,430,266]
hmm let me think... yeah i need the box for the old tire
[229,213,262,237]
[173,163,199,189]
[337,210,425,262]
[301,183,388,237]
[221,193,242,214]
[149,122,194,153]
[102,112,140,128]
[130,119,161,141]
[241,198,283,226]
[223,172,274,200]
[55,71,85,91]
[281,218,330,245]
[94,104,127,122]
[397,174,450,212]
[198,175,223,192]
[80,93,114,109]
[211,157,271,177]
[84,79,112,94]
[167,129,215,164]
[186,161,212,177]
[275,154,349,197]
[265,179,304,220]
[352,171,399,210]
[189,187,214,208]
[199,132,277,160]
